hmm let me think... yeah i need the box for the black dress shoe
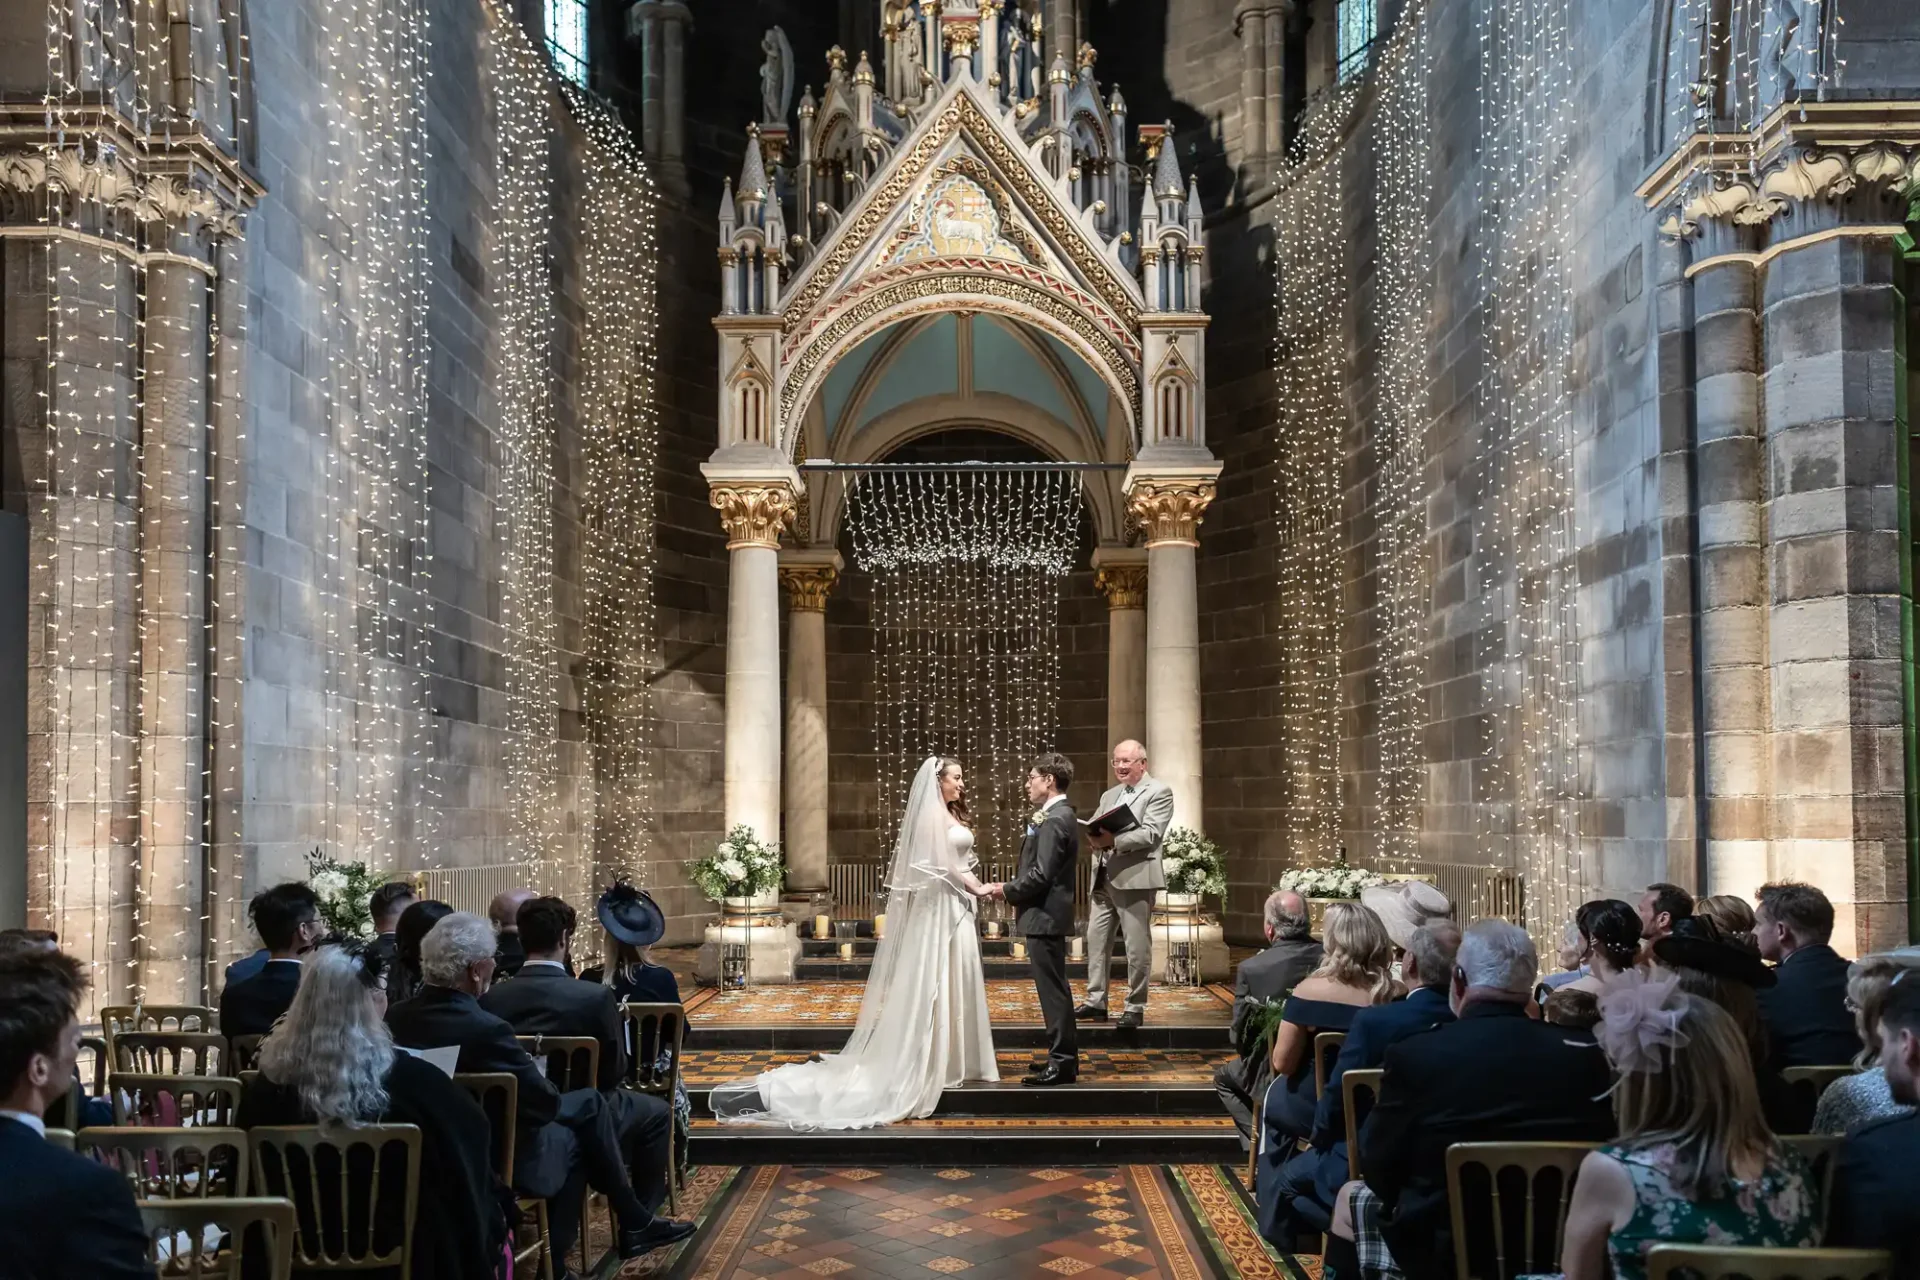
[1073,1003,1109,1021]
[1116,1009,1143,1031]
[619,1217,698,1257]
[1022,1064,1078,1087]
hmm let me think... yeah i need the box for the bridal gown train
[710,758,999,1129]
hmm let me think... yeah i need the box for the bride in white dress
[710,755,999,1128]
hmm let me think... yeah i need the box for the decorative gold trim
[1126,478,1215,547]
[779,564,838,611]
[1095,564,1147,610]
[710,484,797,550]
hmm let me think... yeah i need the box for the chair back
[1646,1245,1894,1280]
[103,1005,217,1036]
[112,1031,229,1076]
[451,1071,520,1183]
[140,1196,297,1280]
[1312,1032,1346,1097]
[80,1034,111,1095]
[516,1034,601,1093]
[621,1002,687,1094]
[1341,1068,1385,1178]
[1778,1133,1845,1236]
[250,1124,421,1275]
[1781,1065,1859,1116]
[1445,1141,1598,1280]
[46,1127,74,1150]
[226,1034,265,1074]
[81,1125,251,1198]
[110,1073,245,1127]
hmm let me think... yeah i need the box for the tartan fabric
[1350,1184,1407,1280]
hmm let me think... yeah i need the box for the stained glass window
[548,0,589,86]
[1336,0,1377,81]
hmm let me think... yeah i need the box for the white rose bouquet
[689,825,785,902]
[304,849,380,940]
[1275,848,1383,900]
[1161,827,1227,897]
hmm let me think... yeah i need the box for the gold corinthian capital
[710,484,797,550]
[779,564,838,612]
[1126,478,1216,548]
[1094,564,1148,610]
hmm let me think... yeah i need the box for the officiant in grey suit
[1076,739,1175,1030]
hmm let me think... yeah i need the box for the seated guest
[1655,915,1811,1134]
[388,898,452,1006]
[1829,975,1920,1274]
[1814,949,1920,1135]
[0,948,151,1278]
[1696,894,1758,951]
[1755,880,1858,1067]
[1560,899,1641,997]
[1332,920,1615,1280]
[579,884,681,1055]
[1213,889,1325,1141]
[1360,880,1454,973]
[220,881,326,1036]
[1636,882,1693,951]
[1261,920,1461,1245]
[1542,986,1601,1029]
[366,881,417,972]
[238,943,507,1280]
[490,887,537,979]
[1539,919,1589,995]
[386,912,693,1263]
[1561,976,1817,1280]
[1260,904,1402,1156]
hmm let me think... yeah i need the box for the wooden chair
[46,1127,74,1150]
[111,1031,229,1077]
[81,1126,251,1199]
[226,1034,264,1074]
[249,1124,420,1276]
[516,1035,603,1274]
[81,1034,111,1094]
[140,1196,296,1280]
[1341,1067,1384,1178]
[1646,1245,1894,1280]
[1312,1031,1346,1098]
[110,1074,245,1127]
[453,1072,553,1280]
[621,1001,688,1212]
[103,1005,217,1036]
[1781,1065,1859,1117]
[1778,1133,1845,1236]
[1445,1141,1598,1280]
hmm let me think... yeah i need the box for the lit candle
[985,921,1002,938]
[873,913,886,939]
[1069,936,1085,960]
[1012,940,1027,960]
[814,914,831,939]
[839,942,854,960]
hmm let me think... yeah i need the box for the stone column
[779,549,840,895]
[137,249,212,1004]
[709,482,796,850]
[1233,0,1266,165]
[1263,4,1287,167]
[1125,475,1217,835]
[1092,546,1147,750]
[1691,256,1770,901]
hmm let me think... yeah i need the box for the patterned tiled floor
[684,981,1234,1028]
[681,1048,1236,1086]
[662,1164,1299,1279]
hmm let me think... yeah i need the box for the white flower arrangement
[1161,827,1227,897]
[304,849,379,941]
[689,825,785,902]
[1275,849,1383,901]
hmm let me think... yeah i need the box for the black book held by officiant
[1080,805,1140,840]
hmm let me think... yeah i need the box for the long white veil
[710,756,985,1128]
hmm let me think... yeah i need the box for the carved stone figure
[761,26,795,126]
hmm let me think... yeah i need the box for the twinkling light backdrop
[846,469,1084,862]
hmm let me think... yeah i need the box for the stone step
[686,1115,1245,1166]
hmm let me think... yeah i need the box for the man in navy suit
[1830,975,1920,1276]
[1754,881,1860,1067]
[985,753,1080,1086]
[0,947,152,1278]
[220,882,326,1037]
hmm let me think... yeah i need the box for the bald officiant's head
[1110,740,1148,787]
[489,887,536,934]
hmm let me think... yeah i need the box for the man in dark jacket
[366,880,417,973]
[482,897,673,1215]
[1339,921,1615,1280]
[1829,975,1920,1277]
[1754,881,1859,1067]
[986,753,1079,1085]
[1214,889,1325,1140]
[220,881,326,1036]
[0,947,151,1279]
[386,911,692,1264]
[489,887,537,978]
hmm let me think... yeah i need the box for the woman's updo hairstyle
[1577,898,1643,971]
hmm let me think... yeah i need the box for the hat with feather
[596,881,666,948]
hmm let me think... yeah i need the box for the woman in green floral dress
[1560,974,1820,1280]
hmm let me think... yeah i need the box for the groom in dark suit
[986,753,1080,1086]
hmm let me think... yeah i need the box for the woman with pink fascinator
[1559,972,1820,1280]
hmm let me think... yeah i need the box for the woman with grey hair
[237,943,508,1280]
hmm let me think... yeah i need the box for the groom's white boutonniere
[1028,809,1046,826]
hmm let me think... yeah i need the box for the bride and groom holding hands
[710,742,1175,1131]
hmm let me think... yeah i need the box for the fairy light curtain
[845,468,1084,863]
